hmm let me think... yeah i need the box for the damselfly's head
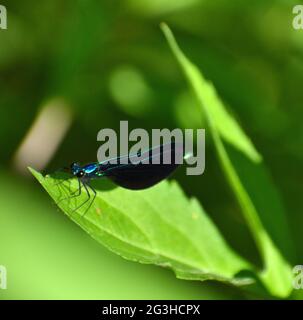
[70,162,85,178]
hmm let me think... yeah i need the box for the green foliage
[162,24,262,163]
[28,22,296,298]
[161,23,292,298]
[29,168,253,287]
[2,0,301,300]
[1,171,228,299]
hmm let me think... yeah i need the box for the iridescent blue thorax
[83,163,98,174]
[70,162,104,179]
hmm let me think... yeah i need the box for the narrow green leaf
[29,168,253,286]
[161,24,261,163]
[161,23,293,297]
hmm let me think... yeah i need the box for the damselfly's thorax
[70,162,101,179]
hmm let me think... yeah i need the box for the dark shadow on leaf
[91,178,117,192]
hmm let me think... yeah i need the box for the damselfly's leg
[71,181,91,214]
[52,173,74,201]
[56,179,82,205]
[81,184,97,217]
[54,177,70,187]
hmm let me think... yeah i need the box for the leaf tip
[160,23,174,44]
[159,22,168,32]
[27,167,43,183]
[27,166,35,173]
[247,148,263,163]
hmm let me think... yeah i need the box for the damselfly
[56,142,188,215]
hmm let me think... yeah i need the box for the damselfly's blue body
[58,142,185,215]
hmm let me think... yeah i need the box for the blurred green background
[0,0,303,299]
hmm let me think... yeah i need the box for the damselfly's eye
[70,162,79,171]
[76,170,84,178]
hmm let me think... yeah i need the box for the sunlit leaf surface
[30,168,253,286]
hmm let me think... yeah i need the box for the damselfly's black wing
[98,143,184,190]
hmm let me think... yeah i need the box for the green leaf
[29,168,253,286]
[161,25,261,163]
[161,23,293,298]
